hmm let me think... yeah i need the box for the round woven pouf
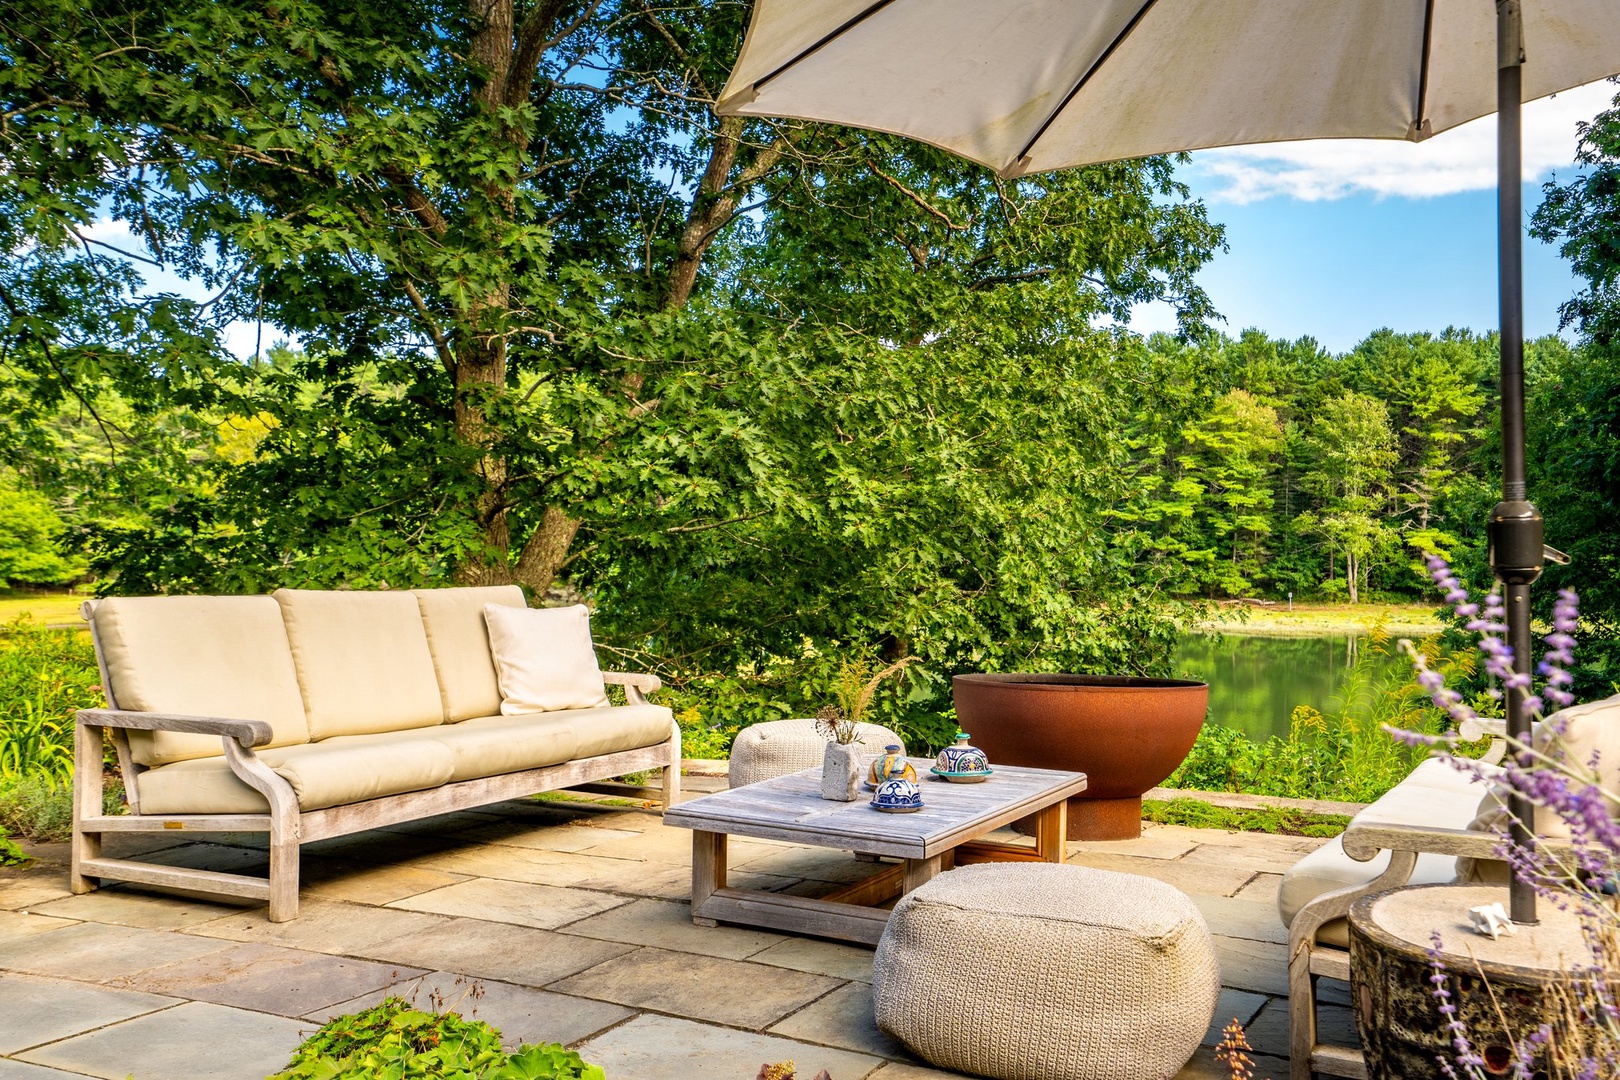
[873,863,1219,1080]
[727,719,905,788]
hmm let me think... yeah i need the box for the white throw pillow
[484,603,610,714]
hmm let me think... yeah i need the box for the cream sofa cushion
[275,589,444,739]
[1278,757,1495,947]
[484,604,609,714]
[364,713,581,782]
[136,735,454,814]
[564,703,675,759]
[1456,692,1620,883]
[91,595,310,767]
[413,586,527,722]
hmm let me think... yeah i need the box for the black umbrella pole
[1494,0,1540,926]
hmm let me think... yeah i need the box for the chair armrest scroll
[76,709,274,748]
[1341,820,1504,863]
[603,671,662,705]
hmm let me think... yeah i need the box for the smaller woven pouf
[873,863,1220,1080]
[728,719,905,788]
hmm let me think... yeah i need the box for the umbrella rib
[1011,0,1161,172]
[1414,0,1435,137]
[752,0,903,92]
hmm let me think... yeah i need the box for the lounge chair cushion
[275,589,445,739]
[92,596,311,767]
[413,586,527,722]
[484,604,610,714]
[1278,757,1495,947]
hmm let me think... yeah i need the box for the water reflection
[1173,633,1405,741]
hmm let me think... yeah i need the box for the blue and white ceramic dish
[932,732,992,783]
[871,777,924,813]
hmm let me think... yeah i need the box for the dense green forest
[3,1,1618,743]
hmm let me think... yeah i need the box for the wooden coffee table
[662,760,1087,944]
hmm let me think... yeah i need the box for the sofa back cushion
[91,595,311,767]
[484,604,610,714]
[1464,691,1620,845]
[412,585,527,722]
[274,589,444,739]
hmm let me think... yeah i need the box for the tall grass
[0,618,108,850]
[0,617,100,786]
[1165,627,1486,804]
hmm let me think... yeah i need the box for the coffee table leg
[692,830,725,926]
[1035,800,1068,864]
[902,853,943,894]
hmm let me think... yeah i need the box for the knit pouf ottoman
[728,718,905,788]
[873,863,1220,1080]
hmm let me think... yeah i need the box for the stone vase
[821,741,863,801]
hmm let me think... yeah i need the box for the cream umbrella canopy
[717,0,1620,926]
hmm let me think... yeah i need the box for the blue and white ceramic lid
[934,732,990,774]
[872,777,922,809]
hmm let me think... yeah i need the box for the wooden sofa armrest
[1341,820,1506,862]
[77,708,274,748]
[602,671,662,705]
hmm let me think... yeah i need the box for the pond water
[1173,633,1407,741]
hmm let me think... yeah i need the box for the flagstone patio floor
[0,778,1356,1080]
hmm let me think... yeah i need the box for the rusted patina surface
[951,673,1208,840]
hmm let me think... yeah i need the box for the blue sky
[1130,79,1617,353]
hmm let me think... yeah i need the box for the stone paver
[748,937,877,983]
[574,1013,882,1080]
[17,1000,307,1080]
[0,973,177,1054]
[559,898,786,959]
[551,947,842,1029]
[117,941,423,1016]
[300,856,470,905]
[0,1060,93,1078]
[387,877,632,930]
[0,912,76,943]
[1243,997,1358,1058]
[0,920,232,983]
[769,982,912,1060]
[1203,988,1271,1045]
[308,971,634,1047]
[31,889,243,930]
[0,792,1331,1078]
[455,820,644,853]
[185,895,448,955]
[357,916,635,987]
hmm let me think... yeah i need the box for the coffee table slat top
[663,759,1087,860]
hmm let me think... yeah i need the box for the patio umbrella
[715,0,1620,926]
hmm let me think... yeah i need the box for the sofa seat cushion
[564,703,674,759]
[274,589,445,739]
[414,586,527,722]
[1278,757,1498,947]
[362,713,580,782]
[137,736,455,815]
[91,595,311,767]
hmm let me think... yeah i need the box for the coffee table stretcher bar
[665,760,1086,945]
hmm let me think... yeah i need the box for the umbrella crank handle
[1543,544,1571,567]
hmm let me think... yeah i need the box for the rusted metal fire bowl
[952,673,1209,840]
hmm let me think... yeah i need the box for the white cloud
[1194,79,1617,204]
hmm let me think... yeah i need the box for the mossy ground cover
[1142,797,1350,838]
[1195,601,1446,638]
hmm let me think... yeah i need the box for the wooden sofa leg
[662,728,682,812]
[70,722,104,895]
[1288,939,1318,1080]
[268,825,300,922]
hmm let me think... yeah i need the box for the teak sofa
[71,586,681,921]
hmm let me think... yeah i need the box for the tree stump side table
[1349,884,1592,1080]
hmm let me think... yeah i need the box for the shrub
[272,998,605,1080]
[0,774,125,843]
[0,617,102,785]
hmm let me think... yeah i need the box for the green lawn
[1194,601,1445,638]
[0,591,90,626]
